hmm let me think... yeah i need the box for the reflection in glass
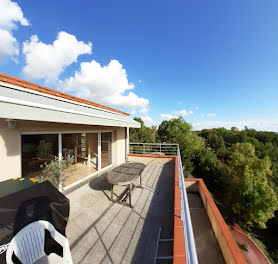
[22,134,58,178]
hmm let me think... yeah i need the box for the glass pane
[22,134,58,178]
[101,132,112,169]
[62,133,98,187]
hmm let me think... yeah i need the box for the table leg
[111,184,114,200]
[135,173,143,189]
[128,184,132,208]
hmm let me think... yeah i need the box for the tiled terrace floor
[66,157,175,264]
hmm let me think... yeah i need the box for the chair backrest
[6,220,73,264]
[6,221,46,264]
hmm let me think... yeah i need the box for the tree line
[130,117,278,230]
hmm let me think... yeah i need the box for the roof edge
[0,72,130,116]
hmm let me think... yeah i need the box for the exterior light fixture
[5,119,16,129]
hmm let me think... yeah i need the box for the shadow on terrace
[66,156,175,264]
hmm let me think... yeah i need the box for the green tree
[255,142,278,194]
[157,118,204,172]
[206,130,226,158]
[223,143,278,228]
[192,146,225,197]
[130,117,157,143]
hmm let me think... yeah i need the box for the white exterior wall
[112,127,126,167]
[0,119,127,182]
[0,119,21,181]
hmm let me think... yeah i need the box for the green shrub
[242,243,249,251]
[37,155,74,188]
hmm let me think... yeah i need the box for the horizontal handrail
[177,145,198,264]
[129,142,198,264]
[129,143,178,156]
[130,142,179,146]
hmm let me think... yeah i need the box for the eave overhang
[0,81,141,128]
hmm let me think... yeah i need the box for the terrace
[65,143,245,264]
[66,156,175,263]
[0,74,247,264]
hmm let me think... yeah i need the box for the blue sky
[1,0,278,131]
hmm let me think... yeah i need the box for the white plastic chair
[6,220,73,264]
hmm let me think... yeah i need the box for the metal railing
[129,143,198,264]
[177,145,198,264]
[129,142,178,156]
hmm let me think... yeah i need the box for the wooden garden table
[106,162,146,208]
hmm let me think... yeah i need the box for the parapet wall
[184,179,247,264]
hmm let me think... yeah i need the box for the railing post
[159,144,161,155]
[98,132,101,171]
[126,127,129,163]
[143,144,145,155]
[58,133,62,192]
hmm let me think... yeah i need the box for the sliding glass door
[101,132,112,169]
[21,134,58,178]
[62,133,98,187]
[21,131,112,188]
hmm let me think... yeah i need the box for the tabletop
[106,162,146,185]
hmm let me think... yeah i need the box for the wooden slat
[107,162,146,185]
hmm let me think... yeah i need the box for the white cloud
[138,107,149,115]
[59,59,149,113]
[160,113,178,120]
[200,113,216,117]
[0,0,29,63]
[192,119,278,132]
[141,116,158,126]
[0,28,18,60]
[161,109,193,120]
[173,109,193,116]
[0,0,29,30]
[22,31,92,81]
[138,79,142,83]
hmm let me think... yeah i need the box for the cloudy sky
[1,0,278,131]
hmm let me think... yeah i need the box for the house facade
[0,73,140,190]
